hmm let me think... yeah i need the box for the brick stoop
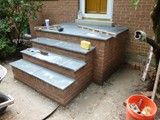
[10,38,95,106]
[34,23,128,85]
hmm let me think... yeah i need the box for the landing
[34,22,128,40]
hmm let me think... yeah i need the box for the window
[80,0,113,20]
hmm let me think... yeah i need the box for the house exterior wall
[30,0,154,62]
[112,0,154,62]
[30,0,79,38]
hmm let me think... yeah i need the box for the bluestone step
[31,37,95,54]
[10,59,75,90]
[21,48,86,72]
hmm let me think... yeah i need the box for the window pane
[85,0,107,14]
[100,0,107,14]
[85,0,97,14]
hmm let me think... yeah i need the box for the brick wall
[41,0,78,24]
[113,0,154,61]
[30,0,79,37]
[30,0,154,62]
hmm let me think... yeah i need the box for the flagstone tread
[21,48,86,72]
[10,59,75,90]
[31,37,95,54]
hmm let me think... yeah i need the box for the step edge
[10,59,76,90]
[21,48,86,72]
[31,37,95,55]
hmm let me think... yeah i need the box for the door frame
[80,0,114,20]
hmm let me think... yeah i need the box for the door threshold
[75,19,114,27]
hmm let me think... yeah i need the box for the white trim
[80,0,113,20]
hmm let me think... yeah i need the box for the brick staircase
[34,23,128,85]
[10,37,95,106]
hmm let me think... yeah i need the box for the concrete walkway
[0,62,159,120]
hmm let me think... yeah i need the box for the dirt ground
[0,62,160,120]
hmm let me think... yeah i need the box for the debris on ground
[132,62,141,70]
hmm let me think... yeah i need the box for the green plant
[131,0,139,9]
[0,19,15,58]
[0,36,16,58]
[0,0,43,59]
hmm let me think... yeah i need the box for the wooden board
[151,60,160,101]
[78,25,117,38]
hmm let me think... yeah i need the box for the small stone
[132,62,140,70]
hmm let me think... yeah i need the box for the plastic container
[45,19,50,27]
[126,94,157,120]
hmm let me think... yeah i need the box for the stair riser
[23,54,75,78]
[75,63,93,80]
[63,70,92,95]
[12,66,92,106]
[22,54,93,80]
[47,65,92,105]
[63,79,92,105]
[32,43,94,62]
[12,67,64,103]
[67,74,92,101]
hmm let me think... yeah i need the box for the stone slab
[21,48,86,71]
[75,19,113,27]
[10,59,43,75]
[34,68,75,90]
[34,22,128,40]
[10,59,75,90]
[31,37,95,54]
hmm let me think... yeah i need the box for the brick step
[31,37,95,61]
[10,59,75,90]
[10,59,91,106]
[21,48,86,77]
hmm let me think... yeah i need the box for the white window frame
[80,0,114,20]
